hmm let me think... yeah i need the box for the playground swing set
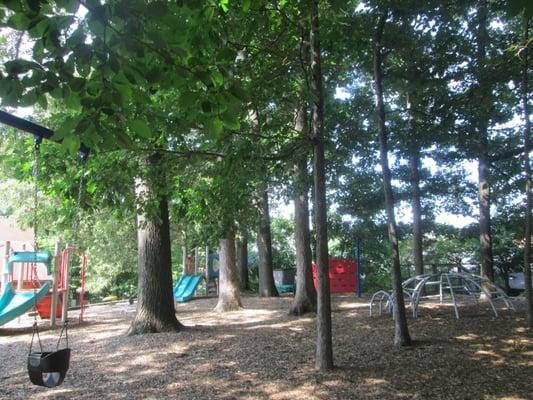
[0,110,89,388]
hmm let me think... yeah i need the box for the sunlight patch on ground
[473,349,506,365]
[336,300,370,310]
[263,382,324,400]
[183,308,280,327]
[455,333,480,341]
[244,319,310,331]
[494,397,530,400]
[363,378,388,385]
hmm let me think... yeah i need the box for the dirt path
[1,295,532,400]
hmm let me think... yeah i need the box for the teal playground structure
[0,282,50,326]
[174,275,204,302]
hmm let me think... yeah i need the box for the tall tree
[309,0,333,371]
[289,106,316,316]
[406,90,424,276]
[236,236,249,291]
[215,228,242,312]
[257,189,279,297]
[372,11,411,346]
[128,154,181,334]
[475,1,495,282]
[521,15,533,327]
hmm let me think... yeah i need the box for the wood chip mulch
[1,294,532,400]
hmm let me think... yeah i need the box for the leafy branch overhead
[0,0,247,153]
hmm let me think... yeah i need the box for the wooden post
[181,246,187,275]
[17,244,26,291]
[61,244,70,325]
[1,241,10,293]
[205,246,209,280]
[50,241,61,328]
[194,247,199,274]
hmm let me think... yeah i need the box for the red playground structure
[312,258,359,295]
[1,241,87,326]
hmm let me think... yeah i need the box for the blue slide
[0,282,50,326]
[173,275,203,302]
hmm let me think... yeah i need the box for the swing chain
[56,320,68,350]
[30,137,43,353]
[72,153,87,248]
[72,173,84,246]
[29,321,44,355]
[32,137,42,251]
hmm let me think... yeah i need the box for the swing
[27,322,70,388]
[24,136,84,388]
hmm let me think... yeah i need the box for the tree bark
[128,154,181,335]
[406,92,424,276]
[215,230,243,312]
[476,0,495,282]
[373,11,411,346]
[257,189,279,297]
[237,237,249,291]
[310,0,333,371]
[289,106,317,316]
[409,149,424,276]
[521,16,533,328]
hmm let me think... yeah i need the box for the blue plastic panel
[8,251,53,275]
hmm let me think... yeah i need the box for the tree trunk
[406,92,424,276]
[128,155,181,335]
[521,15,533,328]
[310,0,333,371]
[373,11,411,346]
[289,106,317,316]
[476,0,495,282]
[237,237,249,291]
[257,189,279,297]
[215,230,243,312]
[409,149,424,276]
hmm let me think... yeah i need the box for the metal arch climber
[370,272,516,319]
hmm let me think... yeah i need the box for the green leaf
[207,118,224,138]
[4,59,41,75]
[201,101,213,113]
[147,1,169,18]
[37,95,48,109]
[63,134,81,157]
[242,0,251,12]
[64,92,81,111]
[55,0,80,13]
[69,77,86,92]
[86,180,97,194]
[221,112,240,131]
[211,70,224,87]
[27,0,41,13]
[219,0,229,13]
[52,116,80,141]
[194,70,215,88]
[505,0,533,17]
[114,82,132,104]
[7,13,30,30]
[28,18,51,39]
[130,119,152,139]
[20,89,39,106]
[229,83,249,102]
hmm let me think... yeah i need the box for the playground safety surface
[1,294,532,399]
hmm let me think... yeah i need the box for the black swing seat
[27,348,71,388]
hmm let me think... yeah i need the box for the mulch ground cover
[1,294,532,400]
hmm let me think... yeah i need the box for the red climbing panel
[312,258,358,293]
